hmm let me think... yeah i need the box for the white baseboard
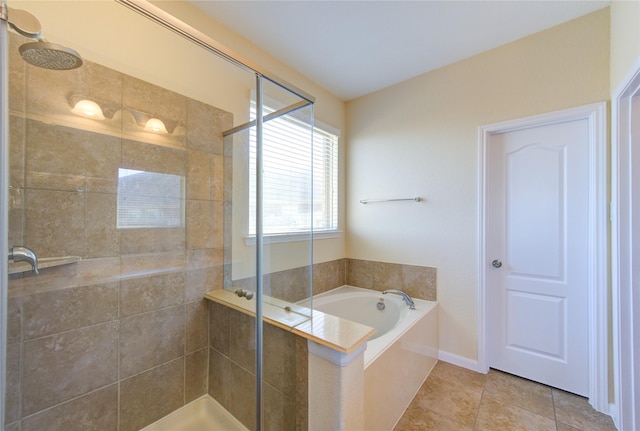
[438,350,484,373]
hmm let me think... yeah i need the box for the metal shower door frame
[0,1,10,428]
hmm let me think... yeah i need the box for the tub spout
[9,246,39,274]
[382,289,415,310]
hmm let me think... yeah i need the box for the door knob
[492,259,502,268]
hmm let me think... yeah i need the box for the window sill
[244,230,342,246]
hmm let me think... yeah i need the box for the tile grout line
[551,388,559,431]
[472,372,488,431]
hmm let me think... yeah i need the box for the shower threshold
[140,395,248,431]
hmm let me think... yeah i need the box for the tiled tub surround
[6,33,230,431]
[217,258,437,430]
[345,258,437,301]
[231,258,437,303]
[206,281,438,431]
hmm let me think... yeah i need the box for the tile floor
[394,361,618,431]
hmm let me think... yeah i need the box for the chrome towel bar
[360,197,421,204]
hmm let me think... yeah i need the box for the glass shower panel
[221,77,314,431]
[259,79,314,311]
[223,81,314,311]
[2,1,267,430]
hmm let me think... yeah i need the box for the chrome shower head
[19,41,83,70]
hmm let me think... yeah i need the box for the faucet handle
[235,289,254,300]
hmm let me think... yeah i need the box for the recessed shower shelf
[8,256,81,275]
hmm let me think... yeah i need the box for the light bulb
[71,99,105,120]
[144,118,168,134]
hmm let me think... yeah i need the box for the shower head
[19,41,83,70]
[6,7,83,70]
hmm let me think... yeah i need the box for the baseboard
[438,350,484,373]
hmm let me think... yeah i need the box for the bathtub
[312,285,439,430]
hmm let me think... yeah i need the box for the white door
[486,118,590,396]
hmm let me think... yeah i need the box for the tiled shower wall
[5,33,230,431]
[208,302,308,431]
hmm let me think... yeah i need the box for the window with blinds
[249,104,339,236]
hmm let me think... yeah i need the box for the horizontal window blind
[249,104,338,235]
[117,169,185,229]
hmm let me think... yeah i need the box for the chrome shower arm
[3,7,42,39]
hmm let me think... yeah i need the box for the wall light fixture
[70,99,105,120]
[144,118,168,134]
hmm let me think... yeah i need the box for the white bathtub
[312,285,439,430]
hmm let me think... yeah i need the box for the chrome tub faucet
[382,289,415,310]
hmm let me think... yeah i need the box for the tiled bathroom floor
[394,361,618,431]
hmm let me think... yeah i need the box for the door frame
[477,102,608,413]
[611,58,640,431]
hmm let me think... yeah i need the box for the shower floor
[141,396,248,431]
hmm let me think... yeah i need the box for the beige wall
[610,0,640,92]
[346,9,610,361]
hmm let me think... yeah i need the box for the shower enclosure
[0,1,315,430]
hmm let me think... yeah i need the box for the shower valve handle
[235,289,254,300]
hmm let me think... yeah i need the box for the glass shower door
[222,76,314,430]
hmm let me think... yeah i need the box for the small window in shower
[117,168,185,229]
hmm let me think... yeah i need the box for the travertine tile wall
[6,33,229,431]
[230,258,346,302]
[231,258,436,302]
[208,301,308,431]
[346,258,437,301]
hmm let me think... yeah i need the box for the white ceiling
[190,1,610,101]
